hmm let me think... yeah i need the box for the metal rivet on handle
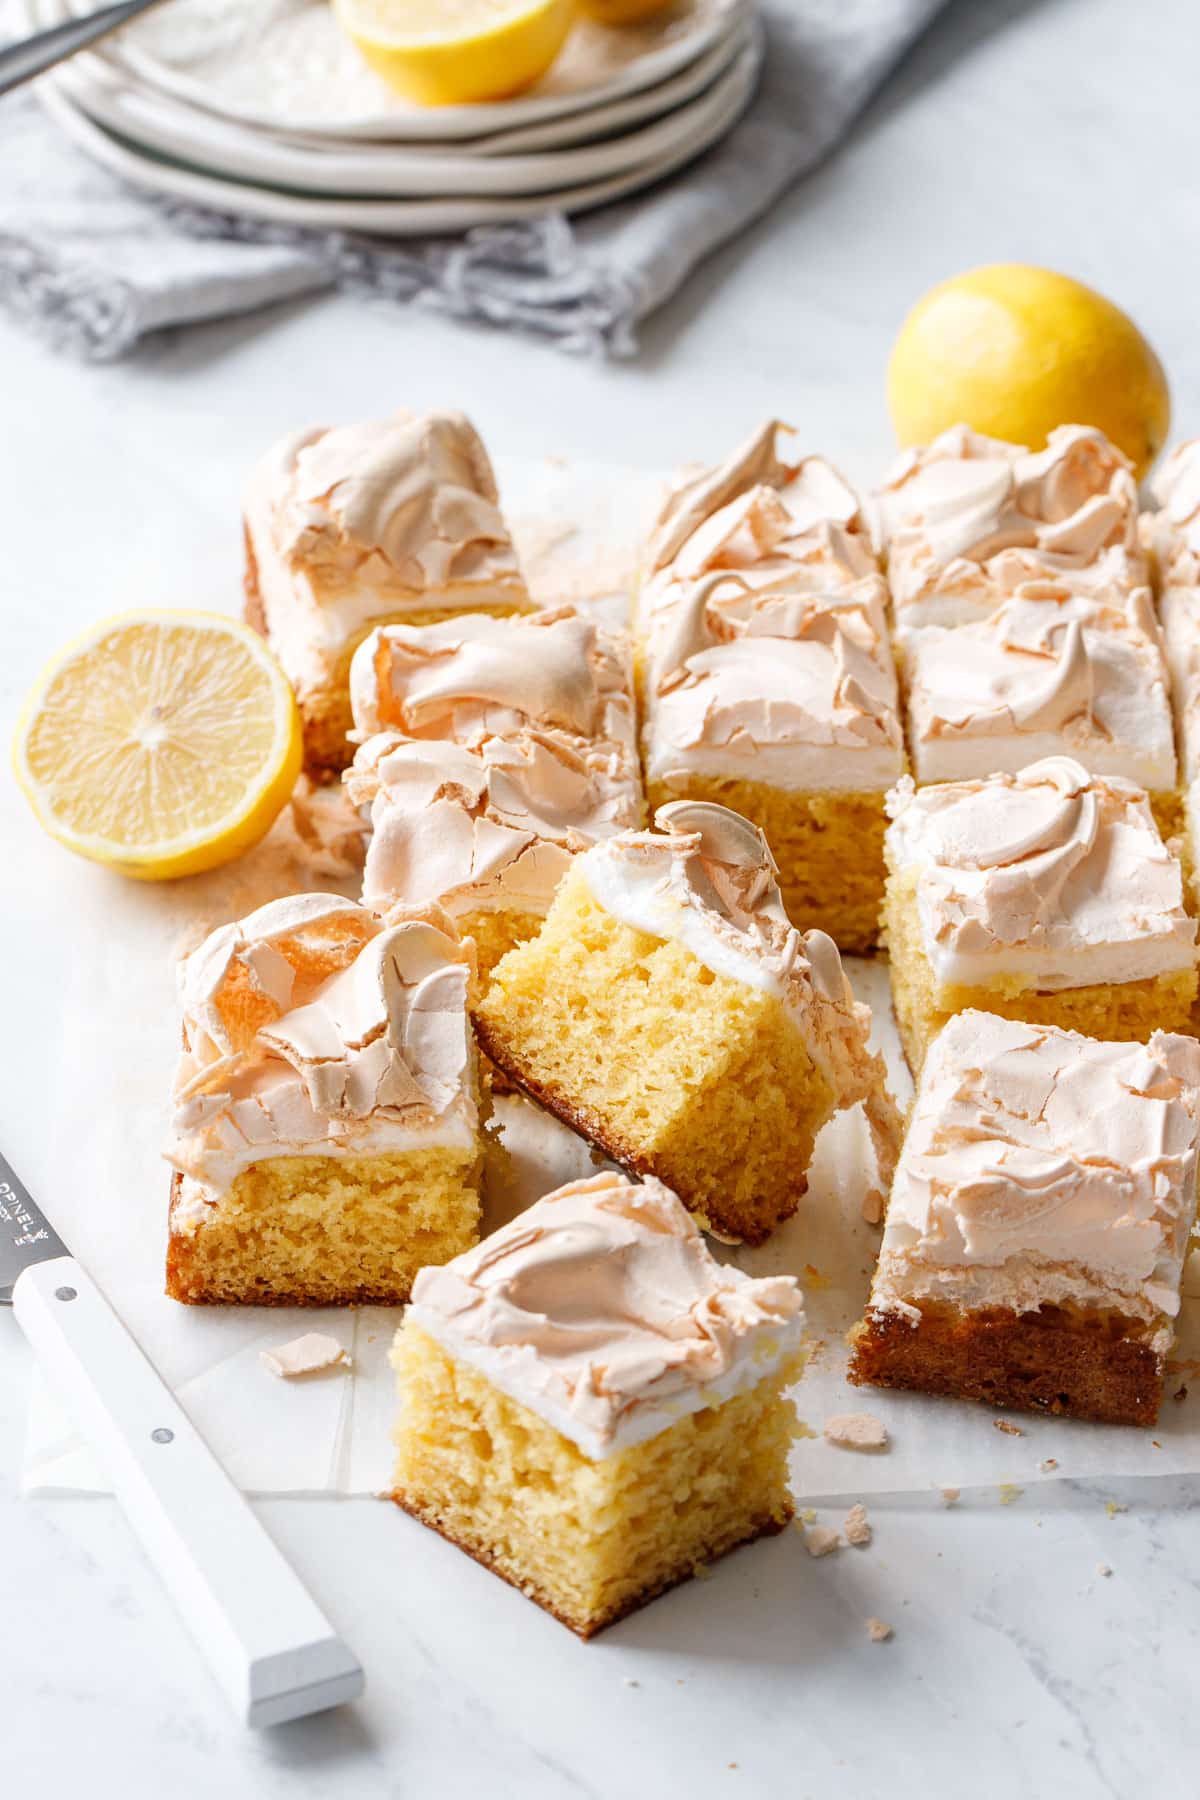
[151,1428,174,1445]
[55,1286,77,1302]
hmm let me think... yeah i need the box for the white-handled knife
[1,1149,365,1728]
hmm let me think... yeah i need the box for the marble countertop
[5,0,1200,1793]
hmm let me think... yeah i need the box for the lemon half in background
[888,263,1170,479]
[335,0,575,105]
[14,610,302,881]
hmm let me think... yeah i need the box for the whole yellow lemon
[887,264,1170,480]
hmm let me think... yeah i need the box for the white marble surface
[6,0,1200,1792]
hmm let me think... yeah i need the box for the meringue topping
[639,425,901,794]
[905,591,1177,789]
[869,1012,1200,1334]
[880,425,1144,630]
[577,803,901,1185]
[167,894,478,1205]
[243,409,529,704]
[886,759,1195,991]
[345,609,644,921]
[1150,439,1200,577]
[1150,444,1200,784]
[405,1171,805,1460]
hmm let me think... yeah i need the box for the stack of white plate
[26,0,762,233]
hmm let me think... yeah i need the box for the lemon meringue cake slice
[243,409,531,776]
[166,895,484,1305]
[392,1172,806,1637]
[474,801,899,1245]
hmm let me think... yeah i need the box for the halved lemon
[334,0,576,105]
[14,610,302,880]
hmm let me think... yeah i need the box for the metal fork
[0,0,171,98]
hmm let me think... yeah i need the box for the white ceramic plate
[37,23,760,232]
[46,25,757,197]
[41,14,750,160]
[54,0,755,142]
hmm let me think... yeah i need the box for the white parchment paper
[22,457,1200,1501]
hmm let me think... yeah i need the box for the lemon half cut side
[14,609,302,881]
[335,0,576,106]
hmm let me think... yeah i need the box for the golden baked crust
[848,1299,1164,1427]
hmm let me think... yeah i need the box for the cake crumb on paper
[260,1333,350,1379]
[800,1507,817,1526]
[843,1504,872,1547]
[805,1525,841,1558]
[998,1484,1023,1506]
[861,1187,884,1226]
[1174,1384,1189,1403]
[1039,1458,1058,1472]
[1097,1563,1112,1578]
[993,1419,1023,1437]
[866,1617,893,1643]
[823,1412,889,1451]
[941,1487,961,1506]
[1105,1501,1129,1518]
[623,1678,639,1688]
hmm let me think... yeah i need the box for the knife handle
[13,1255,364,1727]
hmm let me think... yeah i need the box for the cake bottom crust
[849,1300,1165,1427]
[646,774,889,954]
[392,1493,790,1640]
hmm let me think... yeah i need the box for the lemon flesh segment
[335,0,575,105]
[14,611,302,880]
[887,263,1170,481]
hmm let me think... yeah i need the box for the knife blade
[2,1148,364,1727]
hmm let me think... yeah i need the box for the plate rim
[49,0,756,143]
[45,28,758,198]
[36,26,761,232]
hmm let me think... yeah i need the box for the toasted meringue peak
[870,1013,1200,1330]
[906,592,1177,789]
[406,1171,805,1459]
[167,894,478,1200]
[345,607,643,922]
[243,408,528,705]
[881,424,1144,630]
[887,760,1195,992]
[348,606,633,746]
[577,810,901,1185]
[1150,439,1200,571]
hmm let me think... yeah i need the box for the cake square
[883,757,1197,1074]
[345,607,644,980]
[392,1172,806,1638]
[850,1011,1200,1426]
[638,421,904,952]
[474,800,900,1245]
[903,588,1180,831]
[165,895,484,1305]
[1148,441,1200,893]
[243,409,531,776]
[879,423,1145,634]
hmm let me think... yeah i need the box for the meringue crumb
[1105,1501,1129,1518]
[866,1617,893,1643]
[861,1187,884,1226]
[941,1486,961,1505]
[843,1504,872,1547]
[992,1418,1023,1437]
[1039,1458,1059,1472]
[1097,1563,1113,1578]
[260,1333,350,1379]
[998,1484,1023,1506]
[805,1525,841,1558]
[823,1412,889,1451]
